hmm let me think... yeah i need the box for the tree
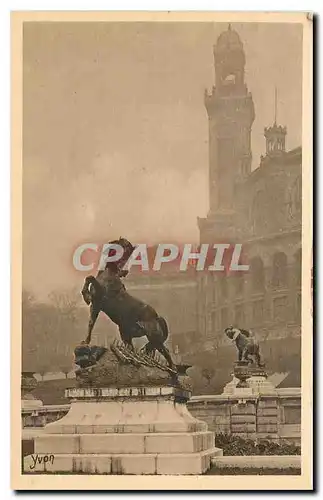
[201,368,216,386]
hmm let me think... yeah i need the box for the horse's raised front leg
[81,276,92,305]
[85,303,100,344]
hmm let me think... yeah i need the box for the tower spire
[264,86,287,157]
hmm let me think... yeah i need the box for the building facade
[194,25,302,390]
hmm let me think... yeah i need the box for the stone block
[257,424,278,433]
[111,454,156,475]
[258,399,278,408]
[156,448,222,475]
[73,455,112,474]
[80,434,145,454]
[44,455,74,473]
[35,435,80,454]
[231,414,256,424]
[257,407,278,416]
[231,404,256,415]
[24,454,45,473]
[24,454,113,474]
[145,431,214,454]
[231,423,256,433]
[151,421,205,433]
[257,416,278,425]
[50,424,78,434]
[206,405,230,416]
[75,425,97,434]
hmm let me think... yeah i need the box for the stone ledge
[66,386,191,402]
[34,431,215,455]
[46,421,208,435]
[211,455,301,470]
[24,448,223,475]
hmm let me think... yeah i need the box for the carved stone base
[24,386,222,475]
[222,362,276,396]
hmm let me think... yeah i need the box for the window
[217,138,234,207]
[284,406,301,424]
[252,191,267,234]
[235,273,245,297]
[272,252,288,288]
[221,307,228,330]
[253,299,264,324]
[220,276,228,300]
[250,257,265,293]
[234,304,245,326]
[212,277,217,304]
[224,73,236,84]
[211,311,218,332]
[273,296,288,322]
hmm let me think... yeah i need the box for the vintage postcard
[11,11,313,490]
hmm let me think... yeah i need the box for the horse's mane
[104,237,135,273]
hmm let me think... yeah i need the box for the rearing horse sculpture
[81,238,175,370]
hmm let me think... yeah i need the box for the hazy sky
[23,22,303,297]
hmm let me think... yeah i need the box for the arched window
[235,272,245,297]
[272,252,288,288]
[219,275,228,300]
[221,307,228,330]
[250,257,265,293]
[234,304,245,326]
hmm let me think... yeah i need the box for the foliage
[22,288,85,373]
[214,433,301,456]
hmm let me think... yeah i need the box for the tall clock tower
[203,25,255,222]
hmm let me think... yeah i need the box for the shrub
[214,433,301,456]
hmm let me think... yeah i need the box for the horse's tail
[157,316,169,342]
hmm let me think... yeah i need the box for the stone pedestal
[24,386,222,475]
[222,362,277,397]
[221,362,279,440]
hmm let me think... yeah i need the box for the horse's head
[105,237,136,275]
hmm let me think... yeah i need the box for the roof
[215,25,243,52]
[246,146,302,184]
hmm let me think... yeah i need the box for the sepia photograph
[11,11,313,490]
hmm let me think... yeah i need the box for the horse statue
[224,326,263,367]
[80,237,175,371]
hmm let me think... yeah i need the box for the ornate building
[194,25,302,390]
